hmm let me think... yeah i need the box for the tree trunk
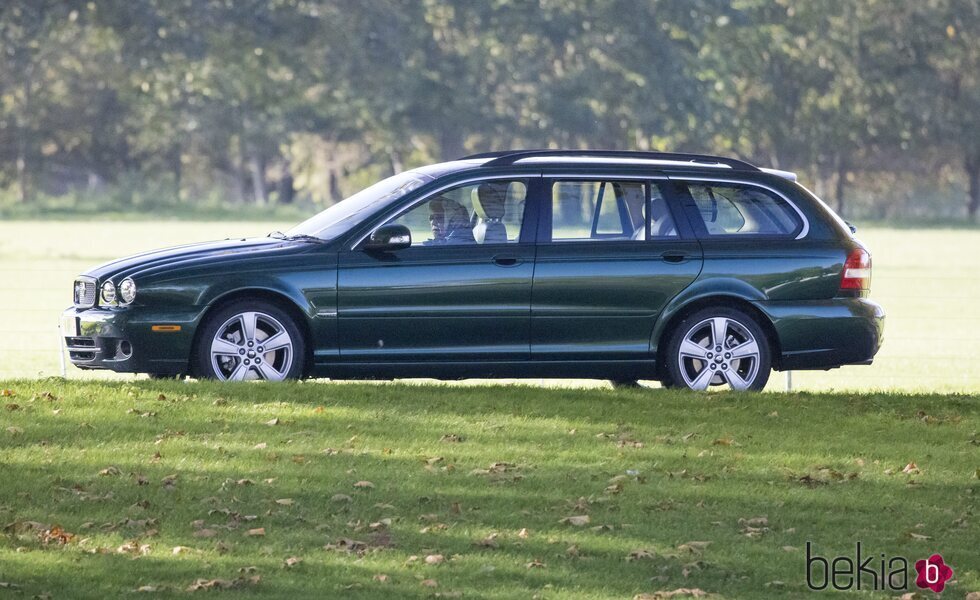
[438,127,465,162]
[835,154,847,218]
[249,153,267,206]
[278,160,295,204]
[967,154,979,222]
[329,170,343,204]
[233,134,247,204]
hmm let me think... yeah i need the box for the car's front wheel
[193,300,305,381]
[665,307,771,391]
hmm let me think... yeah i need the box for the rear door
[530,175,703,360]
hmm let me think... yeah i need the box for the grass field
[0,380,977,598]
[0,219,978,392]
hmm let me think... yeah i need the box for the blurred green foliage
[0,0,977,220]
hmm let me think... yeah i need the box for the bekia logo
[806,542,954,592]
[915,554,954,593]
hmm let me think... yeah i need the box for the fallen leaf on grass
[627,549,656,561]
[99,466,121,477]
[135,585,162,592]
[265,418,281,426]
[560,515,590,526]
[331,494,352,503]
[284,556,302,568]
[738,516,768,527]
[275,498,294,506]
[903,462,921,474]
[908,532,931,541]
[193,529,218,539]
[425,554,445,565]
[517,527,529,539]
[0,583,20,590]
[5,403,19,411]
[254,442,267,449]
[373,574,390,583]
[187,576,260,592]
[440,434,463,443]
[353,481,375,489]
[676,541,711,555]
[172,546,194,555]
[6,427,24,435]
[634,589,707,599]
[1,389,14,396]
[246,528,265,537]
[39,525,76,545]
[324,538,370,555]
[117,540,151,555]
[475,533,499,548]
[421,579,438,588]
[525,559,545,568]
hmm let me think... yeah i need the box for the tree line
[1,0,978,220]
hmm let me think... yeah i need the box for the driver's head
[429,196,469,240]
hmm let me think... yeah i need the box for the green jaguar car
[62,150,884,391]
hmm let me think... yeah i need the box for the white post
[57,324,67,378]
[784,370,792,392]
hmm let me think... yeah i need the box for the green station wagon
[62,150,884,391]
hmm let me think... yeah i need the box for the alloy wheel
[677,316,761,391]
[209,311,294,381]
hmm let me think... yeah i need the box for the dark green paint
[63,158,884,380]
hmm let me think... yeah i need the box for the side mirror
[363,224,412,251]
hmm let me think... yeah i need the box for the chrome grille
[74,278,97,308]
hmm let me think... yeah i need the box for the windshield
[287,171,433,240]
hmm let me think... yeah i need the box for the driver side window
[386,180,527,246]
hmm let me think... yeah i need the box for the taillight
[840,248,871,290]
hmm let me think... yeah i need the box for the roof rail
[459,149,759,171]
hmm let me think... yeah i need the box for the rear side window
[550,180,676,242]
[686,183,801,236]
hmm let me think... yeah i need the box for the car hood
[82,237,315,282]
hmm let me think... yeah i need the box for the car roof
[410,150,798,181]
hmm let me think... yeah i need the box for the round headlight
[119,278,137,304]
[101,281,116,304]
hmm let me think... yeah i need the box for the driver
[427,196,474,244]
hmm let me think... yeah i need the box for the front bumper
[61,306,199,375]
[755,297,885,371]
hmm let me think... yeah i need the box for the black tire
[664,306,771,391]
[193,299,306,381]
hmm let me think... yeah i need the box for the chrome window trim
[349,172,541,250]
[670,175,810,239]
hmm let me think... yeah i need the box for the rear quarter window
[686,183,802,236]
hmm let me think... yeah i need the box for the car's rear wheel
[665,307,771,391]
[193,300,305,381]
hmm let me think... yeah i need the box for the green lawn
[0,380,977,598]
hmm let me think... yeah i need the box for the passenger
[427,197,475,244]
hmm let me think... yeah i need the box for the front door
[530,176,703,360]
[338,177,539,361]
